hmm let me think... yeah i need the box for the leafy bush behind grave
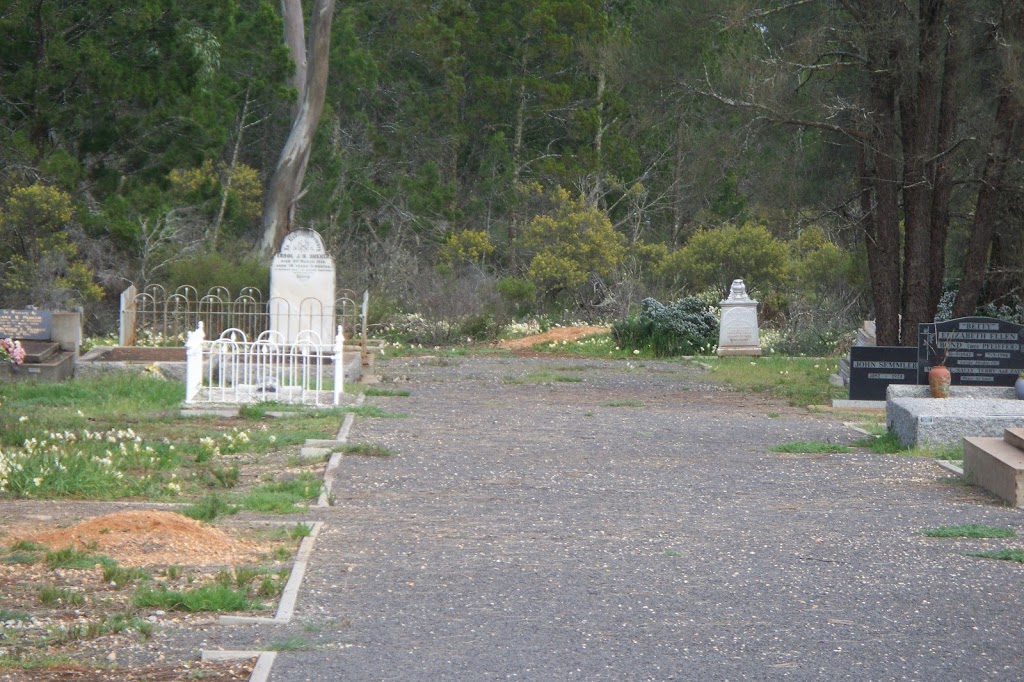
[612,297,719,357]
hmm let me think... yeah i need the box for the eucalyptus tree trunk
[257,0,336,262]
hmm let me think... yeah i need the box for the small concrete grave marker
[716,279,761,356]
[269,229,336,346]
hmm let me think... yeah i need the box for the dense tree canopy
[0,0,1021,341]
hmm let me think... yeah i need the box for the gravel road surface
[235,355,1022,681]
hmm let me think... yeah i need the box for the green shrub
[613,297,718,357]
[662,221,790,295]
[497,277,538,314]
[164,252,269,299]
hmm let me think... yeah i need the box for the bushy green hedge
[612,297,719,356]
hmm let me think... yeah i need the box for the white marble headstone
[717,279,761,356]
[269,229,336,346]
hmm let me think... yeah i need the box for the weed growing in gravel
[359,387,411,397]
[338,405,408,418]
[923,525,1017,539]
[45,546,108,570]
[507,371,585,384]
[0,608,30,621]
[703,356,844,406]
[47,614,152,644]
[335,443,396,457]
[133,583,267,612]
[183,493,239,522]
[290,523,313,539]
[238,473,322,513]
[601,401,645,408]
[968,549,1024,563]
[771,440,853,454]
[266,636,315,651]
[38,586,85,607]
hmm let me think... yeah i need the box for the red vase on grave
[928,364,951,398]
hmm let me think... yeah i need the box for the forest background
[1,0,1022,354]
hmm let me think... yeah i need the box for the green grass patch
[923,525,1017,539]
[338,405,408,418]
[0,652,76,671]
[771,440,853,454]
[290,523,313,540]
[102,562,151,588]
[335,443,396,457]
[601,401,645,408]
[133,584,266,612]
[45,546,108,570]
[265,636,315,651]
[702,356,844,407]
[360,387,411,397]
[47,614,153,645]
[507,371,585,384]
[968,549,1024,563]
[237,473,322,513]
[855,430,906,454]
[182,494,239,522]
[0,608,30,622]
[39,586,86,607]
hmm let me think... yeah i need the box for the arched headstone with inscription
[716,279,762,357]
[269,229,336,346]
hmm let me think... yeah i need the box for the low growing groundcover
[0,373,366,675]
[0,373,352,500]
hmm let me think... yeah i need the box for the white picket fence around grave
[184,323,346,407]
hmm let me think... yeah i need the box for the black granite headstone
[918,317,1024,386]
[849,346,919,400]
[0,309,52,340]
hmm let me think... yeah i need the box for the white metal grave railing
[184,323,346,407]
[120,284,362,346]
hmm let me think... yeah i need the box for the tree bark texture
[257,0,336,262]
[953,1,1024,317]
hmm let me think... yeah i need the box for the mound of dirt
[497,326,610,351]
[14,510,269,567]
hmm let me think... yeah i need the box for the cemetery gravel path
[211,355,1022,681]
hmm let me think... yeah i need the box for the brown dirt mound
[15,510,268,567]
[497,326,610,351]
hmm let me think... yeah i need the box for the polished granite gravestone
[269,229,337,346]
[848,346,919,401]
[918,317,1024,386]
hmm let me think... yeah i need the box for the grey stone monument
[716,279,761,357]
[269,229,336,346]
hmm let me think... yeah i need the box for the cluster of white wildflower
[198,428,253,458]
[0,426,146,494]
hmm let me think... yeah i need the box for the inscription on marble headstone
[0,309,52,340]
[918,317,1024,386]
[848,346,918,400]
[269,230,336,346]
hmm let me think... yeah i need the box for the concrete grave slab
[886,384,1024,447]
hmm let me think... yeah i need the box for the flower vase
[1016,376,1024,400]
[929,365,951,398]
